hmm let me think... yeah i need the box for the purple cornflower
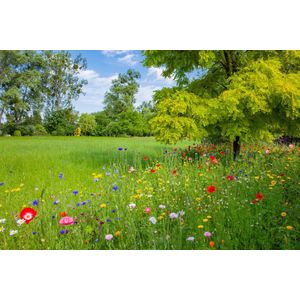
[204,231,212,237]
[32,200,39,206]
[112,185,119,191]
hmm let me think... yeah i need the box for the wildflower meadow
[0,136,299,250]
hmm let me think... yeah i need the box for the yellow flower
[197,225,204,229]
[100,203,106,208]
[286,226,294,230]
[281,212,287,217]
[20,183,24,187]
[254,176,260,180]
[270,180,277,186]
[203,218,209,223]
[207,215,212,219]
[198,173,204,177]
[115,231,121,237]
[196,197,202,201]
[158,216,164,220]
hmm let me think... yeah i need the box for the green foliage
[34,124,48,136]
[103,69,141,118]
[13,130,21,136]
[44,108,78,136]
[78,113,97,136]
[144,50,300,144]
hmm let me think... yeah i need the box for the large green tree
[40,51,87,112]
[0,50,43,130]
[103,69,141,119]
[143,50,300,159]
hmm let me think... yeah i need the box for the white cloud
[136,85,159,106]
[118,54,138,66]
[101,50,130,57]
[146,67,175,85]
[75,69,118,113]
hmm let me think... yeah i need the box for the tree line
[0,51,154,137]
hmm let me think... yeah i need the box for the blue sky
[69,50,176,113]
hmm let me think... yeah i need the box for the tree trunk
[233,136,240,161]
[0,109,3,130]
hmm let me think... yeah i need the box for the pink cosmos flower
[59,216,74,226]
[105,234,113,241]
[144,207,151,213]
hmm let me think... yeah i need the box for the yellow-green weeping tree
[143,51,300,159]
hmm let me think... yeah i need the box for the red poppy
[209,241,215,248]
[182,152,187,157]
[255,192,264,200]
[220,151,225,156]
[20,207,37,224]
[207,185,216,193]
[156,163,161,168]
[251,199,258,204]
[60,211,67,217]
[143,156,149,161]
[172,169,177,176]
[226,175,234,181]
[150,169,156,173]
[210,155,215,161]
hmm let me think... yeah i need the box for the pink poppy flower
[59,216,74,226]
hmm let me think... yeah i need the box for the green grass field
[0,136,299,250]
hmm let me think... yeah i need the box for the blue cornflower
[112,185,119,191]
[53,200,59,205]
[59,173,64,179]
[51,215,55,219]
[81,201,87,205]
[32,231,37,235]
[0,182,4,186]
[118,147,123,151]
[32,200,39,206]
[60,230,65,234]
[105,172,111,176]
[112,209,116,213]
[106,218,111,223]
[76,202,81,207]
[87,200,91,203]
[72,190,79,195]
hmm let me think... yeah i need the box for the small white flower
[16,219,25,226]
[178,210,185,216]
[128,203,136,209]
[159,205,166,209]
[186,236,195,241]
[149,217,157,224]
[0,226,5,232]
[0,218,6,224]
[169,212,178,219]
[9,230,18,236]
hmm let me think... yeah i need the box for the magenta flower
[59,216,74,226]
[144,207,151,213]
[204,231,212,237]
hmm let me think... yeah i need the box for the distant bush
[34,124,48,136]
[13,130,21,136]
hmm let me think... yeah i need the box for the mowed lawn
[0,137,299,250]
